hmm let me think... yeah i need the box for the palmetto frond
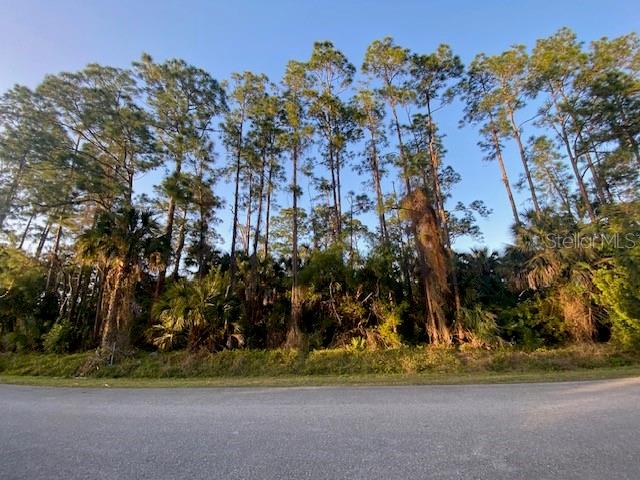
[150,267,233,350]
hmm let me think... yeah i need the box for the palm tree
[504,210,599,342]
[150,267,240,351]
[76,207,165,353]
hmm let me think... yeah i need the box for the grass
[1,343,639,388]
[2,366,640,388]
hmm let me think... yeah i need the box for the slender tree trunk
[57,270,71,319]
[558,87,612,204]
[559,126,597,222]
[491,128,521,226]
[51,220,63,255]
[263,156,274,258]
[368,131,388,243]
[253,153,267,257]
[245,153,268,340]
[195,172,209,279]
[126,169,135,207]
[244,170,253,253]
[390,104,412,195]
[349,198,354,266]
[18,211,35,250]
[197,204,206,278]
[35,220,51,259]
[582,149,608,205]
[45,219,64,292]
[93,269,105,342]
[286,143,303,349]
[74,267,92,339]
[171,209,188,280]
[328,145,340,242]
[155,155,183,297]
[508,109,541,216]
[229,117,244,291]
[67,267,84,325]
[335,149,342,235]
[391,182,415,309]
[550,86,597,221]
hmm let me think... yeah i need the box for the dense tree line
[1,28,639,358]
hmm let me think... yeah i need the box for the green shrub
[0,248,48,342]
[372,300,403,348]
[1,332,30,352]
[594,267,640,348]
[347,337,367,351]
[459,306,504,348]
[500,295,566,348]
[42,321,75,353]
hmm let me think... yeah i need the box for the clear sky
[1,0,638,251]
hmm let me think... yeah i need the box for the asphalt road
[1,378,639,480]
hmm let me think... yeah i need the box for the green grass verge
[1,344,639,388]
[2,366,640,388]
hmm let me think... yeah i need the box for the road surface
[1,378,639,479]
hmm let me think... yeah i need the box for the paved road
[1,379,639,479]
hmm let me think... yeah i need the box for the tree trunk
[404,190,452,345]
[93,269,105,342]
[328,145,340,242]
[35,220,51,259]
[74,268,93,344]
[508,109,541,216]
[550,86,597,221]
[244,170,253,253]
[197,213,205,278]
[253,152,267,257]
[368,133,388,243]
[45,220,64,292]
[67,267,84,325]
[101,267,123,350]
[197,192,207,279]
[155,155,184,297]
[18,211,35,250]
[335,149,342,235]
[286,143,303,349]
[263,156,274,258]
[391,182,415,309]
[349,198,354,266]
[171,209,188,280]
[392,103,440,322]
[390,104,412,195]
[424,98,461,319]
[229,117,244,291]
[582,149,608,205]
[559,126,597,222]
[491,128,521,226]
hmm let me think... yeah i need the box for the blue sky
[1,0,638,251]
